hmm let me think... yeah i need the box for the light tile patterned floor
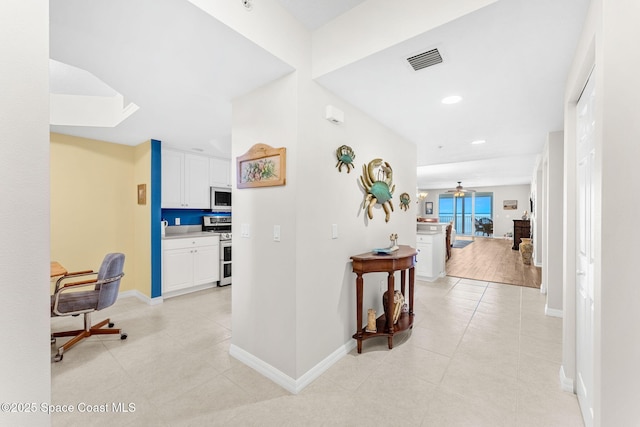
[51,277,584,426]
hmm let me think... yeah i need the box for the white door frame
[560,42,596,399]
[575,69,596,426]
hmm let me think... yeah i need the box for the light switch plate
[241,223,250,238]
[332,224,338,239]
[273,225,280,242]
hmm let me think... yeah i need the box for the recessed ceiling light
[471,140,486,145]
[441,95,462,104]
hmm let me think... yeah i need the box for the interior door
[576,69,595,427]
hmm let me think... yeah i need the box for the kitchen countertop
[416,222,448,234]
[163,230,220,240]
[162,224,228,240]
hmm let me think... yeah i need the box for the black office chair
[51,253,127,362]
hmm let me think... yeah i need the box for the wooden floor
[446,237,541,288]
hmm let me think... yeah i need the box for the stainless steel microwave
[210,187,231,211]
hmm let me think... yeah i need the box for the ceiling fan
[447,181,476,197]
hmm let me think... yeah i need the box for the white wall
[543,131,564,316]
[563,0,640,424]
[232,69,417,386]
[294,81,417,377]
[421,184,531,238]
[220,0,417,390]
[533,159,543,269]
[0,1,51,425]
[232,73,300,379]
[598,0,640,423]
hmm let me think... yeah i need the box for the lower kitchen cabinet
[415,231,446,281]
[162,235,219,297]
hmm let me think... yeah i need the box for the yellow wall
[133,141,152,296]
[50,133,151,296]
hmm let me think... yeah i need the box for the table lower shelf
[352,311,414,352]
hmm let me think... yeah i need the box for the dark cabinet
[512,220,530,250]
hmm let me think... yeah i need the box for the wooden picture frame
[137,184,146,205]
[237,143,286,189]
[503,199,517,210]
[425,202,433,215]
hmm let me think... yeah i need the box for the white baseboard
[416,273,443,282]
[229,340,356,394]
[163,282,216,299]
[559,365,575,393]
[545,304,563,318]
[118,290,163,305]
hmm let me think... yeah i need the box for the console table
[512,219,531,250]
[350,245,417,353]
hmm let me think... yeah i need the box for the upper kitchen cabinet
[161,148,210,209]
[209,157,231,188]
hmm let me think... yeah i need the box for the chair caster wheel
[53,354,63,362]
[51,337,56,345]
[108,322,115,328]
[120,333,128,340]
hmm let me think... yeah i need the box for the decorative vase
[519,238,533,265]
[382,290,405,324]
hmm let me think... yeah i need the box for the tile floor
[51,277,584,426]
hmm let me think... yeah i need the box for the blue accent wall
[151,140,162,299]
[161,208,211,226]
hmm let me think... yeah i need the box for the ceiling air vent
[407,48,443,71]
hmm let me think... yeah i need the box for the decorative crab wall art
[399,193,411,211]
[359,158,395,222]
[335,145,356,173]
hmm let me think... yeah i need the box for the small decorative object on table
[373,233,399,254]
[365,309,377,332]
[522,210,529,220]
[382,290,405,324]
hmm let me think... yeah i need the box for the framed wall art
[237,143,286,189]
[137,184,146,205]
[425,202,433,215]
[503,199,517,210]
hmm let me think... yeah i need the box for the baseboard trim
[229,340,356,395]
[545,304,563,318]
[559,365,575,393]
[295,340,356,392]
[163,282,216,299]
[118,290,163,305]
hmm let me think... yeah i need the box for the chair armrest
[65,269,94,276]
[61,278,99,289]
[58,273,125,292]
[54,270,97,292]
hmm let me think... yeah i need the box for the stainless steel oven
[219,237,232,286]
[202,214,232,287]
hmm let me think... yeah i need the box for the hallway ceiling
[49,0,589,189]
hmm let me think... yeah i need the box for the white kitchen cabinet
[161,149,184,208]
[162,235,220,297]
[161,148,210,208]
[415,229,446,281]
[210,157,231,188]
